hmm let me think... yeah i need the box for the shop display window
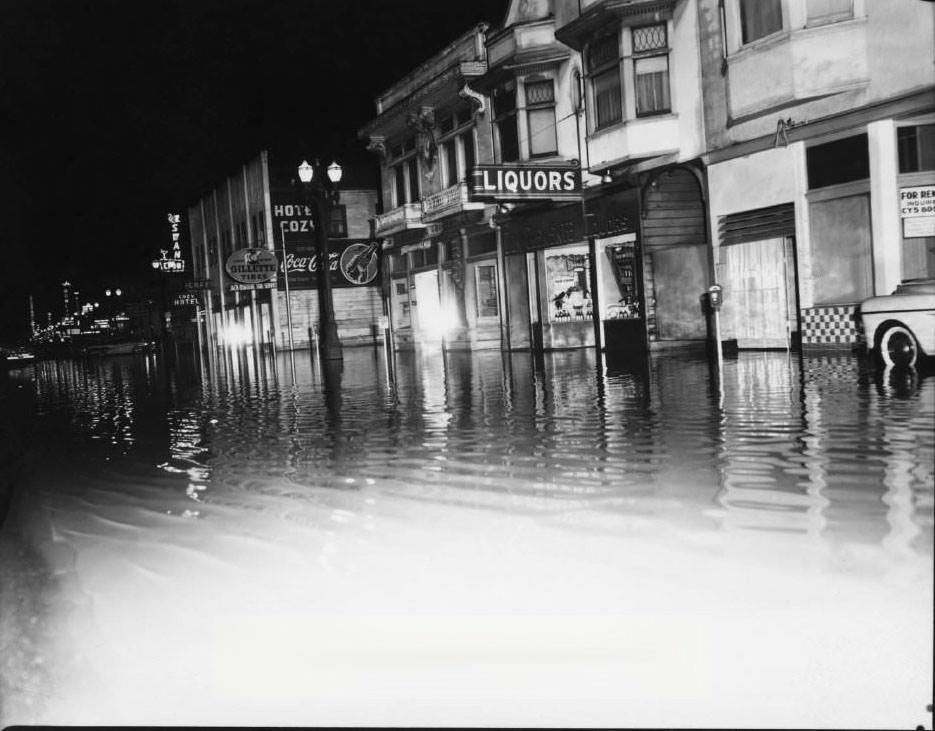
[545,248,592,323]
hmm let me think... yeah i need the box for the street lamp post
[297,158,343,363]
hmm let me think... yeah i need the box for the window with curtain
[493,82,520,162]
[525,79,557,157]
[739,0,782,44]
[632,24,670,117]
[588,34,622,129]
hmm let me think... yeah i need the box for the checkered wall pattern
[801,304,864,346]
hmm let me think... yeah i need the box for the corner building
[359,25,501,351]
[554,0,711,356]
[697,0,935,352]
[187,150,380,351]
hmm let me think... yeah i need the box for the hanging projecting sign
[471,163,582,202]
[226,248,279,286]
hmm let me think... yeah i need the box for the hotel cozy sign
[471,163,582,202]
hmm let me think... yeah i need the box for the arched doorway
[641,166,709,344]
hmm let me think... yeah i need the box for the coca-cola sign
[277,239,381,290]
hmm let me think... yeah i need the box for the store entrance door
[412,269,443,346]
[719,237,797,349]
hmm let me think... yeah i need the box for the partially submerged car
[860,278,935,368]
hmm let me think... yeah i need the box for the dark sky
[0,0,508,341]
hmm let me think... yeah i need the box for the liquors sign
[471,163,582,202]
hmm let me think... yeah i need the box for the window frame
[631,23,671,118]
[328,204,348,238]
[587,32,623,131]
[388,136,420,208]
[493,80,520,163]
[738,0,784,46]
[524,77,558,158]
[437,105,477,187]
[474,263,500,319]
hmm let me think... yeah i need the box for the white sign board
[899,186,935,217]
[904,217,935,238]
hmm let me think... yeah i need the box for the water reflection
[8,347,932,552]
[1,346,932,727]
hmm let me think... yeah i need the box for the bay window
[632,24,670,117]
[588,34,622,129]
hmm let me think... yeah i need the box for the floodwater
[0,345,932,729]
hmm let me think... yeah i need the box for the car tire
[878,324,918,368]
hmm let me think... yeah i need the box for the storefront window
[475,264,499,318]
[898,124,935,173]
[545,248,592,323]
[809,194,873,304]
[806,134,869,189]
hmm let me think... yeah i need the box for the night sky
[0,0,508,342]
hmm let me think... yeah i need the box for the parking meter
[708,284,723,310]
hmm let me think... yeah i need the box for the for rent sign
[471,163,582,202]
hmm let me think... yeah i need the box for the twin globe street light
[296,158,343,363]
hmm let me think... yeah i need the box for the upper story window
[389,136,419,207]
[438,105,477,187]
[806,133,869,189]
[739,0,783,44]
[588,34,622,130]
[493,81,520,163]
[898,124,935,173]
[525,78,558,157]
[632,24,670,117]
[328,204,347,237]
[806,0,852,26]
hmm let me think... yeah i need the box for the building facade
[187,150,380,352]
[359,24,500,351]
[698,0,935,351]
[364,0,933,359]
[554,0,710,355]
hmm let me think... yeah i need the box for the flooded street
[1,346,932,728]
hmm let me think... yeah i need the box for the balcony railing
[374,203,425,236]
[420,181,486,222]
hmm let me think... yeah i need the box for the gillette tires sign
[471,163,581,202]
